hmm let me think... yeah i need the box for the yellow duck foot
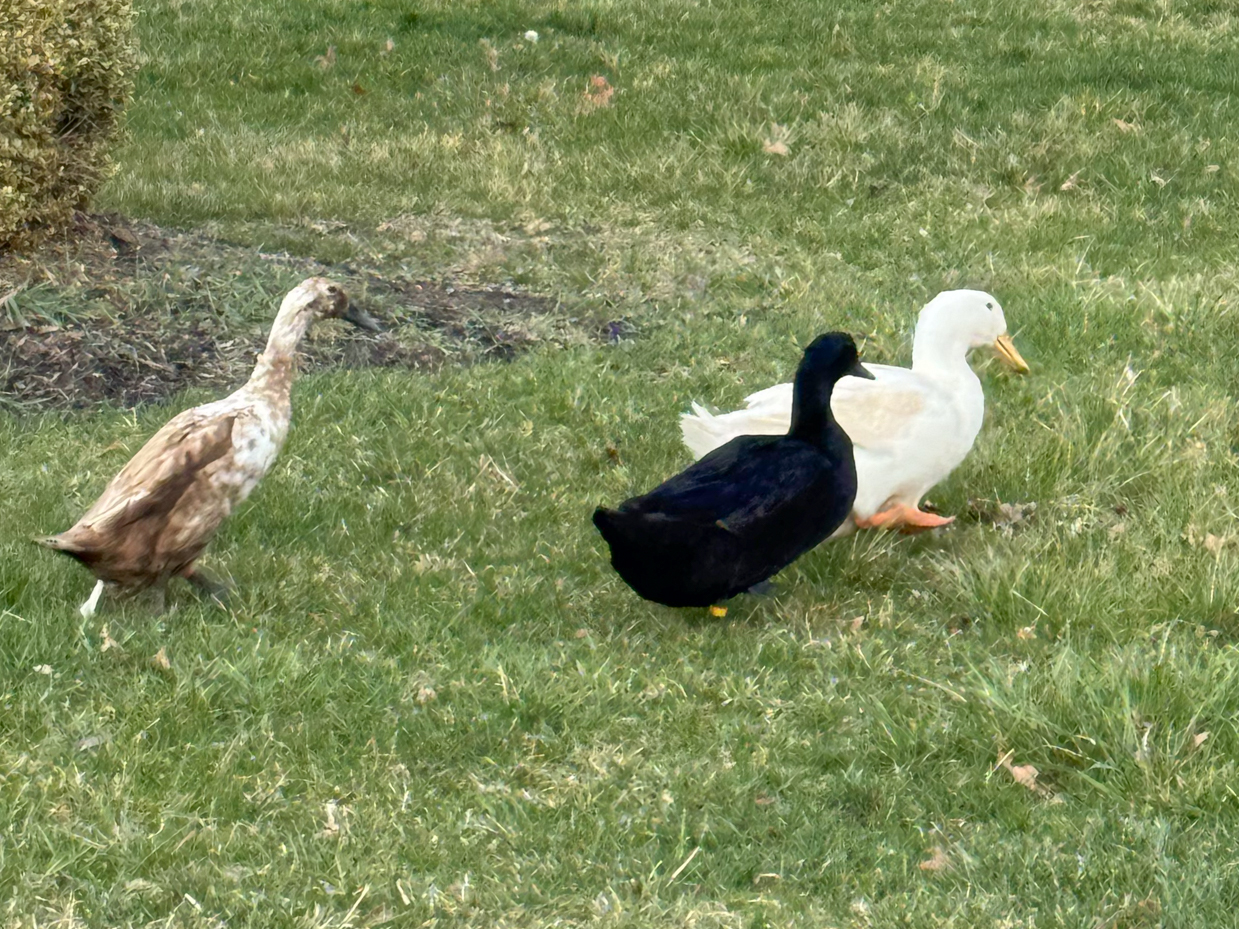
[856,503,956,533]
[709,605,728,618]
[79,580,105,618]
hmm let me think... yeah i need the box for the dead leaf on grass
[580,74,614,111]
[1112,117,1139,133]
[762,122,792,156]
[1059,170,1082,191]
[919,846,951,872]
[995,501,1036,528]
[480,39,500,71]
[314,45,337,70]
[1193,731,1211,749]
[998,751,1050,796]
[319,800,342,838]
[1204,533,1228,557]
[1016,625,1037,640]
[381,38,394,56]
[970,498,1036,536]
[100,624,120,652]
[151,647,171,670]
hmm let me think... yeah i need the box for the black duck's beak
[342,304,383,332]
[849,360,876,380]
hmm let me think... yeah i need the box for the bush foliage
[0,0,135,249]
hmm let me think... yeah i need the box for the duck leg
[79,580,106,618]
[146,584,168,615]
[855,503,955,533]
[183,566,231,606]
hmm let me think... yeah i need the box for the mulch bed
[0,213,621,410]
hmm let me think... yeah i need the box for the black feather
[593,332,869,608]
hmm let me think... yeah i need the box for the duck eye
[986,302,994,309]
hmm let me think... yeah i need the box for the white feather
[680,290,1023,526]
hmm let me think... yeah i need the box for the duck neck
[911,314,974,378]
[247,302,313,396]
[787,371,837,445]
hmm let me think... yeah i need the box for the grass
[4,0,1239,925]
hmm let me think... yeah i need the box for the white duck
[37,277,379,616]
[680,290,1028,535]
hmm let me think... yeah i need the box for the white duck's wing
[680,363,939,459]
[741,381,794,411]
[679,383,794,459]
[829,365,933,452]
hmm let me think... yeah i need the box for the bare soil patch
[0,213,622,410]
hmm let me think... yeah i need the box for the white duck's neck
[247,298,314,396]
[910,314,978,379]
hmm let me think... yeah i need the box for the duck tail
[680,400,790,459]
[33,533,94,565]
[592,506,619,540]
[679,403,735,458]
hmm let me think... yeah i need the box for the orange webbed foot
[855,503,955,533]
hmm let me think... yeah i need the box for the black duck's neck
[787,369,837,445]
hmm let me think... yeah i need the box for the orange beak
[993,334,1029,374]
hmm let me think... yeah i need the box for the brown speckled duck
[37,277,379,616]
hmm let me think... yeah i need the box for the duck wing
[680,385,793,457]
[629,436,837,532]
[681,365,915,460]
[43,409,238,561]
[828,365,932,451]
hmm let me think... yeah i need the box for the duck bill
[342,304,382,332]
[993,334,1029,374]
[849,360,876,380]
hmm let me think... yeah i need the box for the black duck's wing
[630,436,834,531]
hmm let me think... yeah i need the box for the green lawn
[4,0,1239,925]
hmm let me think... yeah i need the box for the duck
[593,331,873,609]
[36,277,380,617]
[680,290,1028,534]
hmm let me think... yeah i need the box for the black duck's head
[789,331,874,438]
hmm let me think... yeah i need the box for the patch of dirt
[0,213,627,410]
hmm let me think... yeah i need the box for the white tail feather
[679,399,793,459]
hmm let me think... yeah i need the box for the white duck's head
[910,289,1028,374]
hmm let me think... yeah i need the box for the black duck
[594,331,872,608]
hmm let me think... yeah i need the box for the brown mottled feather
[36,278,363,607]
[40,411,237,588]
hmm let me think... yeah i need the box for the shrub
[0,0,136,249]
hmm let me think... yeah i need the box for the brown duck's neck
[247,353,297,397]
[247,306,313,396]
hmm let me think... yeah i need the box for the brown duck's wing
[48,410,238,561]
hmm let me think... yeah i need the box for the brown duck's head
[290,277,382,331]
